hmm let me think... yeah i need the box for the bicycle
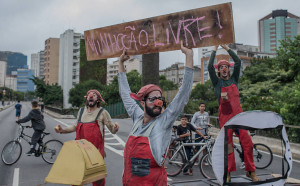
[165,135,215,178]
[233,133,273,169]
[1,123,63,165]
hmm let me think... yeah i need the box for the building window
[285,27,291,29]
[270,32,275,34]
[285,22,291,25]
[270,27,275,30]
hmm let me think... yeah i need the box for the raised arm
[118,50,143,122]
[221,44,241,83]
[208,45,219,87]
[162,42,194,126]
[180,41,193,69]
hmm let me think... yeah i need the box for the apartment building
[107,56,142,84]
[59,29,83,108]
[44,38,60,85]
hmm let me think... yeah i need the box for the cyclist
[15,100,22,120]
[55,89,119,186]
[16,100,46,156]
[177,116,206,176]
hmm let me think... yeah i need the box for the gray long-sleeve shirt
[191,111,210,135]
[118,67,194,166]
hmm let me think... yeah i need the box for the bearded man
[118,41,194,186]
[208,44,258,182]
[55,89,119,186]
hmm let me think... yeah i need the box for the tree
[31,76,63,106]
[159,75,178,91]
[186,80,218,116]
[69,79,104,107]
[68,70,143,107]
[239,35,300,142]
[79,39,107,84]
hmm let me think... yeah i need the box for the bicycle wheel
[253,143,273,169]
[199,153,216,179]
[165,148,184,177]
[42,139,63,164]
[1,141,22,165]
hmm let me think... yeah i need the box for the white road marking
[105,142,122,146]
[53,118,70,127]
[104,145,124,156]
[12,168,19,186]
[105,137,117,140]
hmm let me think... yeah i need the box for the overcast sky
[0,0,299,69]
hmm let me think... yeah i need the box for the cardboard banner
[84,3,234,61]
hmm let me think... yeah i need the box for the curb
[44,109,75,119]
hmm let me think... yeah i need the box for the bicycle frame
[169,137,214,168]
[15,125,32,145]
[15,124,48,156]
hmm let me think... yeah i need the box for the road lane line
[13,168,19,186]
[105,137,117,140]
[53,118,70,127]
[104,145,124,156]
[105,142,122,146]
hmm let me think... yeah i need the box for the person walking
[15,100,22,120]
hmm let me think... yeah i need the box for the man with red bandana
[118,41,194,186]
[54,89,119,186]
[208,44,259,182]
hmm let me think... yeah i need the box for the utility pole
[142,53,159,85]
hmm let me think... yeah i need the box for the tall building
[0,61,7,87]
[31,53,40,77]
[0,51,27,75]
[17,69,34,92]
[44,38,60,85]
[39,50,45,79]
[107,56,142,84]
[59,29,83,108]
[259,10,300,53]
[5,75,17,91]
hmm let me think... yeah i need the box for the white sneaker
[240,162,245,169]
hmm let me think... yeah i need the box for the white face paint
[219,65,229,78]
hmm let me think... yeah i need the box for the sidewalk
[44,109,75,119]
[0,102,15,111]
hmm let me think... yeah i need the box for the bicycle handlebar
[16,122,31,128]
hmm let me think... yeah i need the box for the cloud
[0,0,300,69]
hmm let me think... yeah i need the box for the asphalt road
[0,102,300,186]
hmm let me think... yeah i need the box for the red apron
[76,108,105,186]
[123,120,167,186]
[219,80,256,172]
